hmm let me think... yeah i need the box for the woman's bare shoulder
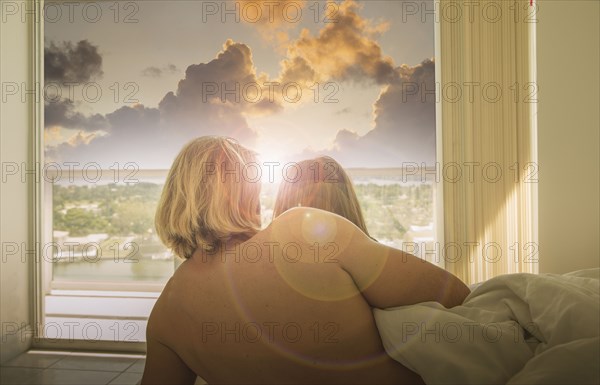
[269,207,368,245]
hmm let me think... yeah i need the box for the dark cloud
[298,59,436,167]
[45,40,103,82]
[106,105,161,135]
[158,39,280,139]
[44,99,108,131]
[141,66,162,78]
[45,104,174,168]
[141,64,179,78]
[46,41,278,168]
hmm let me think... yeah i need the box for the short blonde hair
[155,137,261,259]
[273,156,370,237]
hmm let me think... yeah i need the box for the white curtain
[439,0,538,284]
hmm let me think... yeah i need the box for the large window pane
[43,0,437,341]
[51,180,172,283]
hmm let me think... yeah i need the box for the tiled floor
[0,350,145,385]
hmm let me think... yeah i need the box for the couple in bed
[141,136,470,384]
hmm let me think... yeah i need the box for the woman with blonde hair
[143,136,469,385]
[154,136,262,258]
[273,156,371,237]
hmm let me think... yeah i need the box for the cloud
[238,0,307,46]
[141,67,162,78]
[44,99,108,131]
[280,0,395,86]
[45,40,103,82]
[45,104,171,168]
[66,131,100,146]
[44,41,106,132]
[297,59,436,167]
[45,1,436,169]
[46,40,281,168]
[159,39,281,136]
[141,64,179,78]
[106,104,161,136]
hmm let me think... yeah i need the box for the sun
[254,143,289,184]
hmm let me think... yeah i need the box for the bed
[374,268,600,384]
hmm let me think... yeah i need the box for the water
[53,258,174,283]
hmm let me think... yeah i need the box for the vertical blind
[440,0,538,284]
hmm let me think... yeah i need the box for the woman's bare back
[143,208,468,384]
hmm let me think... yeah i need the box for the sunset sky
[44,0,436,169]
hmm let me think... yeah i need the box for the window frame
[31,0,447,351]
[43,168,175,292]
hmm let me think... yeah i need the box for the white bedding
[374,268,600,384]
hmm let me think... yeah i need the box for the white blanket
[374,269,600,384]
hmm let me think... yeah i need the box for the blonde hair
[155,137,261,259]
[273,156,370,236]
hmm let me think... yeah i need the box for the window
[41,0,439,345]
[48,171,172,286]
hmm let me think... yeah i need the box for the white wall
[538,0,600,273]
[0,4,34,363]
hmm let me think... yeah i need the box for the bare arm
[279,207,470,309]
[339,227,470,309]
[141,335,196,385]
[141,301,197,385]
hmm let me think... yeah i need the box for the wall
[0,2,34,363]
[538,0,600,273]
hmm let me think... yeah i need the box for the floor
[0,350,145,385]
